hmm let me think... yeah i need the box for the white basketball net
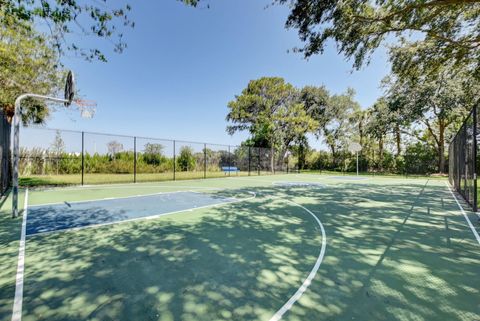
[74,99,97,119]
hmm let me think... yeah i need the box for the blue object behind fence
[26,191,235,235]
[222,166,240,174]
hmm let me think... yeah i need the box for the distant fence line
[0,110,11,195]
[18,126,299,186]
[449,103,478,212]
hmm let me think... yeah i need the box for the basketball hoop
[348,142,362,153]
[64,71,75,107]
[74,99,97,119]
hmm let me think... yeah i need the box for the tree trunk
[378,137,384,172]
[395,124,401,157]
[298,144,305,170]
[438,121,445,174]
[270,145,275,173]
[329,144,336,168]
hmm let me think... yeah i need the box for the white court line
[27,192,257,237]
[445,182,480,246]
[34,174,295,192]
[29,190,209,207]
[227,177,290,184]
[11,188,28,321]
[38,184,222,193]
[268,198,326,321]
[272,181,328,188]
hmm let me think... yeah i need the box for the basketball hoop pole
[12,94,70,218]
[356,151,359,176]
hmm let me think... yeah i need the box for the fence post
[81,131,84,186]
[228,145,231,177]
[258,148,260,176]
[273,150,275,175]
[204,143,207,179]
[287,153,289,174]
[133,136,137,183]
[173,140,176,181]
[248,146,251,176]
[474,105,478,212]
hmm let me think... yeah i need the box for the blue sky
[49,0,390,149]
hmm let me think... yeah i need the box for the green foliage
[50,131,65,155]
[0,13,61,123]
[177,146,196,171]
[142,143,166,166]
[404,142,438,175]
[1,0,134,62]
[385,63,477,172]
[272,0,480,77]
[227,77,318,152]
[1,1,202,62]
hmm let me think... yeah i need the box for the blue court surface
[26,191,235,236]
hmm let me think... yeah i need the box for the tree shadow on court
[15,180,480,321]
[267,181,480,321]
[21,190,323,321]
[0,189,24,321]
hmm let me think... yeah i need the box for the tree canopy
[0,14,61,123]
[271,0,480,77]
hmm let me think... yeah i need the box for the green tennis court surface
[0,174,479,321]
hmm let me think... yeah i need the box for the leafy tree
[0,14,61,123]
[365,99,394,171]
[322,89,360,166]
[271,0,480,77]
[142,143,165,166]
[299,85,330,129]
[2,1,199,62]
[227,77,317,171]
[177,146,196,171]
[107,141,124,160]
[49,130,65,175]
[1,0,133,62]
[385,65,476,172]
[50,130,65,155]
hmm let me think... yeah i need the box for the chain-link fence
[17,127,299,186]
[449,106,477,211]
[0,110,11,195]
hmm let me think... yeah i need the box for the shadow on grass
[20,177,75,188]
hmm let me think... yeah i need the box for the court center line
[268,198,327,321]
[11,188,28,321]
[445,182,480,246]
[27,192,257,237]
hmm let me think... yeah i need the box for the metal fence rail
[18,127,299,186]
[449,105,477,211]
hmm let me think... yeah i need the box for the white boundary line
[226,177,279,183]
[38,184,222,193]
[29,190,199,207]
[27,192,257,237]
[445,182,480,245]
[269,199,327,321]
[11,188,28,321]
[32,174,296,193]
[272,181,327,188]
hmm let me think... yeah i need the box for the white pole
[12,94,69,218]
[356,151,359,176]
